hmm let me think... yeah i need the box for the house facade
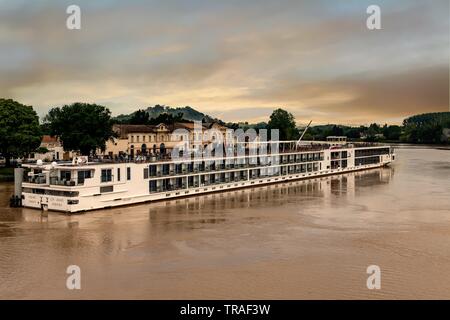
[28,135,73,161]
[102,122,231,158]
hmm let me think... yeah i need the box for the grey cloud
[0,0,448,124]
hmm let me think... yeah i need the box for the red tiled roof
[41,135,58,143]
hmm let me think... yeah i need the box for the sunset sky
[0,0,448,125]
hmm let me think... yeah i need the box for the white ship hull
[19,145,395,213]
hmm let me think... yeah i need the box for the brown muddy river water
[0,146,449,299]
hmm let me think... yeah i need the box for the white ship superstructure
[17,137,395,213]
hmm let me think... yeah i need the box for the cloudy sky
[0,0,448,125]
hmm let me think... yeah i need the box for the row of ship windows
[147,163,321,193]
[143,155,324,179]
[98,153,325,183]
[355,148,390,157]
[22,187,79,197]
[355,156,381,166]
[98,151,385,184]
[72,162,324,194]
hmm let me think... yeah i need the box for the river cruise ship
[17,137,395,213]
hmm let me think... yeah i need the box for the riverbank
[0,167,13,182]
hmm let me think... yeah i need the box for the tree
[382,124,402,141]
[36,146,49,154]
[44,103,116,155]
[0,98,42,166]
[331,125,344,136]
[148,112,184,125]
[130,109,149,124]
[267,108,299,140]
[401,112,450,144]
[345,127,364,139]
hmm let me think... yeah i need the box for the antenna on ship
[296,120,312,147]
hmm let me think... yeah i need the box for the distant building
[28,135,73,161]
[102,122,231,158]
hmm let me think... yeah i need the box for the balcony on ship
[23,165,95,187]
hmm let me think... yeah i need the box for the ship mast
[296,120,312,147]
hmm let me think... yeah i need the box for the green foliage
[0,166,14,182]
[401,112,450,144]
[125,108,188,125]
[114,105,212,124]
[308,124,350,140]
[36,146,49,154]
[44,103,117,155]
[403,112,450,127]
[267,108,299,140]
[307,123,400,142]
[227,121,268,132]
[148,112,185,125]
[146,105,207,122]
[382,124,402,141]
[0,98,42,165]
[130,109,150,124]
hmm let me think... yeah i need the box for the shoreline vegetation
[0,97,449,167]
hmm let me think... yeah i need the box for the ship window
[127,167,131,180]
[149,180,157,192]
[149,165,157,176]
[143,168,149,179]
[100,186,113,193]
[77,170,91,184]
[175,177,182,188]
[60,170,71,181]
[101,169,112,182]
[117,168,121,181]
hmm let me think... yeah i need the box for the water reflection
[140,167,394,236]
[148,167,393,216]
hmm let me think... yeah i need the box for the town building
[102,122,231,158]
[28,135,73,162]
